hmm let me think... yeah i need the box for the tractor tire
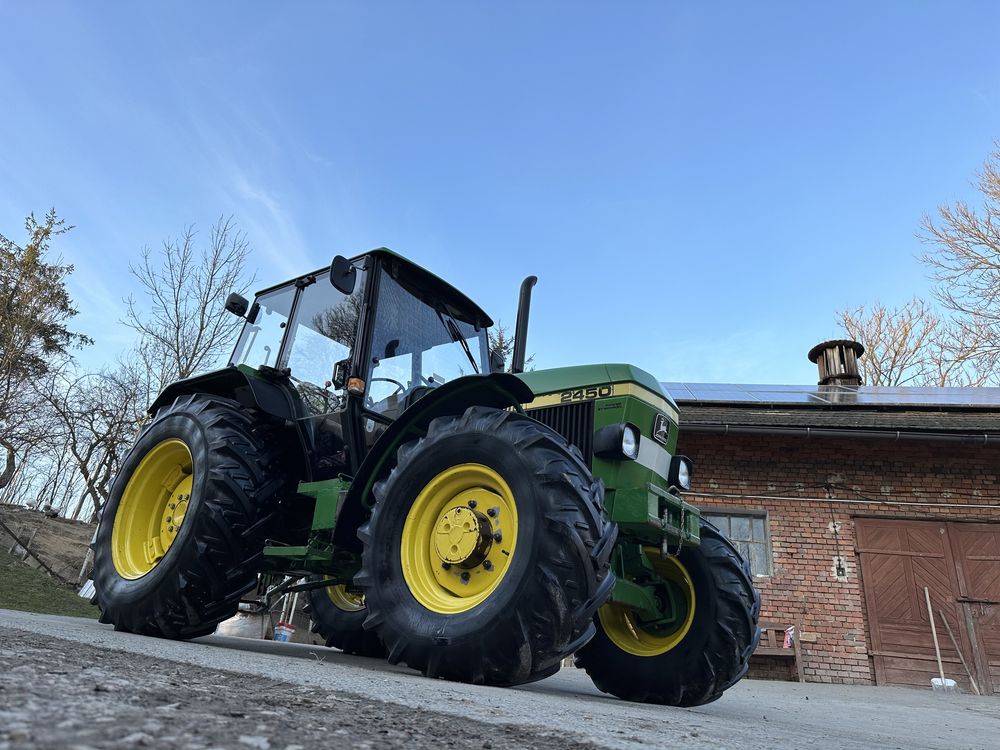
[92,395,286,638]
[306,579,386,657]
[575,520,760,706]
[356,405,616,686]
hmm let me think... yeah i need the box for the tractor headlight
[621,424,640,460]
[668,455,693,491]
[594,422,641,461]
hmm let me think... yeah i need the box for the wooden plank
[793,620,805,683]
[938,608,980,695]
[880,659,976,693]
[950,522,1000,694]
[858,520,888,686]
[856,548,945,558]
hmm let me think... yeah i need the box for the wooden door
[857,518,1000,693]
[856,518,973,690]
[949,523,1000,694]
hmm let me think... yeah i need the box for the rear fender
[148,365,314,479]
[334,372,534,550]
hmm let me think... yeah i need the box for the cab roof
[254,247,493,329]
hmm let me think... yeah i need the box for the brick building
[664,341,1000,693]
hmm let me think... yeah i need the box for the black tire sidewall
[366,430,546,644]
[306,583,384,656]
[577,521,758,705]
[93,407,214,605]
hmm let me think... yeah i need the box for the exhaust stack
[511,276,537,374]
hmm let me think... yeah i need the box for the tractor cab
[228,248,493,479]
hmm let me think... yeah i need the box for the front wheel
[356,406,616,686]
[575,520,760,706]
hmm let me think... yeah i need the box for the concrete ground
[1,609,996,750]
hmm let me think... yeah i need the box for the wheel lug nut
[460,572,471,583]
[493,532,502,543]
[483,560,493,571]
[442,562,451,570]
[467,499,477,509]
[486,507,498,517]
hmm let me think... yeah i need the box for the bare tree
[40,361,148,520]
[0,209,91,493]
[312,290,363,348]
[124,216,253,394]
[837,145,1000,387]
[837,297,985,386]
[920,143,1000,378]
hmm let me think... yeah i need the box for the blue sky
[2,2,999,385]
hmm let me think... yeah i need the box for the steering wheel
[289,374,343,413]
[367,377,406,408]
[369,377,405,396]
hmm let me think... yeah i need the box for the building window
[702,511,771,577]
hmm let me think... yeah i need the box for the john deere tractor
[91,248,759,705]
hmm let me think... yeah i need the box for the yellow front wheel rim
[599,550,696,657]
[111,438,194,580]
[327,585,366,612]
[401,463,518,614]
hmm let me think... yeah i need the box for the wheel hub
[160,480,192,544]
[599,549,696,657]
[327,584,366,612]
[400,464,519,614]
[433,506,493,568]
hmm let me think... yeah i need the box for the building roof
[662,381,1000,439]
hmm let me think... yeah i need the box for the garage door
[856,518,999,694]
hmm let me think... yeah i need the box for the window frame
[700,508,773,578]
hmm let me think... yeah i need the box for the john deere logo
[653,414,669,444]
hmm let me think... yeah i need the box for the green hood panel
[517,364,678,409]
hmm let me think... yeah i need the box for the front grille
[525,401,595,464]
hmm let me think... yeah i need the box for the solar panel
[660,382,1000,409]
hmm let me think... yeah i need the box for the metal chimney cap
[808,339,865,364]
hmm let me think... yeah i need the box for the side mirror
[489,348,505,374]
[330,255,357,295]
[225,292,249,318]
[332,358,350,389]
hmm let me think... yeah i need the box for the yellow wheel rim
[400,463,518,614]
[598,550,696,657]
[111,438,194,580]
[327,585,365,612]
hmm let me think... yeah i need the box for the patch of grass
[0,550,98,618]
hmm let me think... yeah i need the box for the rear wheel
[92,395,286,638]
[306,579,386,657]
[357,406,616,686]
[575,520,760,706]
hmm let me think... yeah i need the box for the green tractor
[91,248,759,705]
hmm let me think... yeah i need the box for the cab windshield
[367,270,488,410]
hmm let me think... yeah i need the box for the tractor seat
[403,385,434,410]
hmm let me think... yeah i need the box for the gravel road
[1,609,997,750]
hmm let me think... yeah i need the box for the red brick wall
[676,432,1000,684]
